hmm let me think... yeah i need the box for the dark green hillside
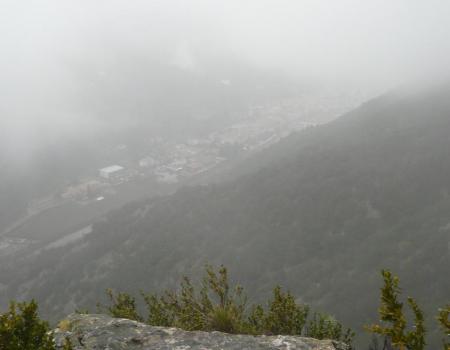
[2,85,449,347]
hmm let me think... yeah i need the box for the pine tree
[367,270,426,350]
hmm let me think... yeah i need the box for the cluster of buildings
[125,99,322,184]
[95,98,328,187]
[51,94,362,204]
[138,143,225,184]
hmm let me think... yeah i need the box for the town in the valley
[0,92,363,253]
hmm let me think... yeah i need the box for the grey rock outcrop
[53,314,349,350]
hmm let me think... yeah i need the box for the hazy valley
[1,2,449,349]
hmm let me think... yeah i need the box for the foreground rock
[53,314,348,350]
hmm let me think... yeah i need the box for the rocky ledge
[53,314,349,350]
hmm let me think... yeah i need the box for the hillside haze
[1,84,449,347]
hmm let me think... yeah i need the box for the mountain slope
[2,84,450,346]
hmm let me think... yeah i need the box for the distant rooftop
[99,165,124,173]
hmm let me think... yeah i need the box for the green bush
[104,264,354,347]
[0,300,55,350]
[367,270,426,350]
[248,286,309,335]
[306,312,354,346]
[99,288,143,322]
[141,265,248,333]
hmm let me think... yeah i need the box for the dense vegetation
[0,300,55,350]
[0,300,74,350]
[99,265,354,346]
[1,86,449,348]
[0,268,447,349]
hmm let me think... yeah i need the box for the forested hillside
[1,84,449,347]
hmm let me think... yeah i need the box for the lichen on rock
[53,313,349,349]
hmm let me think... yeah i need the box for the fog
[1,3,450,346]
[2,1,450,147]
[1,0,450,195]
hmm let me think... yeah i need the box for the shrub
[141,265,248,333]
[306,312,354,347]
[0,300,55,350]
[105,264,354,347]
[100,288,143,322]
[248,286,309,335]
[141,292,174,327]
[366,269,426,350]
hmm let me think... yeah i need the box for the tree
[0,300,55,350]
[367,270,426,350]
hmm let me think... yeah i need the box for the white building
[99,165,124,179]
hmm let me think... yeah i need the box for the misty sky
[1,0,450,159]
